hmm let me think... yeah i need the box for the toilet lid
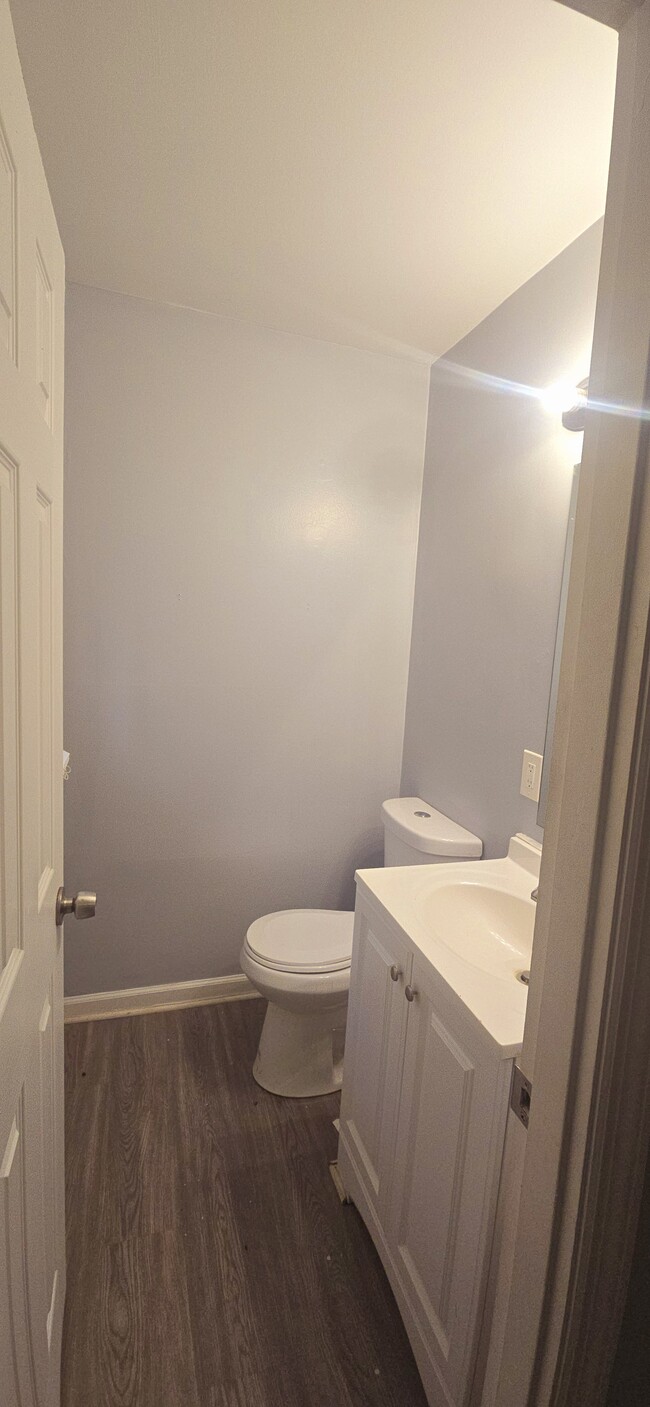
[245,909,354,974]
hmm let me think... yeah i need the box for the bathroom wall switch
[520,750,543,803]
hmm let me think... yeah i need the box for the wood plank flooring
[62,998,428,1406]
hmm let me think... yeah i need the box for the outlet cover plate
[521,749,543,803]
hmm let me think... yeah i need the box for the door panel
[1,1097,34,1407]
[0,442,20,981]
[396,1008,474,1338]
[390,956,511,1405]
[35,242,53,428]
[39,983,58,1348]
[36,486,54,907]
[339,906,411,1215]
[0,113,17,362]
[0,2,66,1404]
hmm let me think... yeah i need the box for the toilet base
[253,1000,347,1098]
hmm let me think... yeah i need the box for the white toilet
[240,797,482,1097]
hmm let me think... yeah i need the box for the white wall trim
[64,973,256,1023]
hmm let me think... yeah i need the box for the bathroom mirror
[537,463,581,828]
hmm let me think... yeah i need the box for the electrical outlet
[520,749,543,803]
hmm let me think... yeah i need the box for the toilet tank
[382,797,482,866]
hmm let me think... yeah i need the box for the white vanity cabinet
[338,891,515,1407]
[337,907,411,1223]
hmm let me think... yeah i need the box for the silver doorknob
[390,965,402,982]
[56,887,97,926]
[405,985,417,1003]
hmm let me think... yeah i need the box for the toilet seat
[245,908,353,975]
[241,909,353,1096]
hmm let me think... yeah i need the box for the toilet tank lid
[382,798,482,857]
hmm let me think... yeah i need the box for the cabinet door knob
[390,965,401,983]
[405,984,417,1003]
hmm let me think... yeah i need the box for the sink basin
[419,882,535,979]
[355,835,541,1056]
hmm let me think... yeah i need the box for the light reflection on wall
[294,489,357,544]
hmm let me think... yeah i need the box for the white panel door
[389,956,512,1407]
[339,906,411,1219]
[0,2,66,1404]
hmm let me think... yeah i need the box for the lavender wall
[63,285,428,995]
[401,222,603,857]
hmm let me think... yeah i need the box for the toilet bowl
[241,909,353,1097]
[241,798,482,1098]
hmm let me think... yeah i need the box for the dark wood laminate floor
[62,998,428,1407]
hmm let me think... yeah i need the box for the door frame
[495,0,650,1401]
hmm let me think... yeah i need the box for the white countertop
[355,834,541,1059]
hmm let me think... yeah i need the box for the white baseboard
[64,973,257,1023]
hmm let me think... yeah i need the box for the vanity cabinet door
[339,905,411,1221]
[388,955,511,1407]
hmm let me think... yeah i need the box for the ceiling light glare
[539,380,585,416]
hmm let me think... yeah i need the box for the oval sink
[419,882,535,979]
